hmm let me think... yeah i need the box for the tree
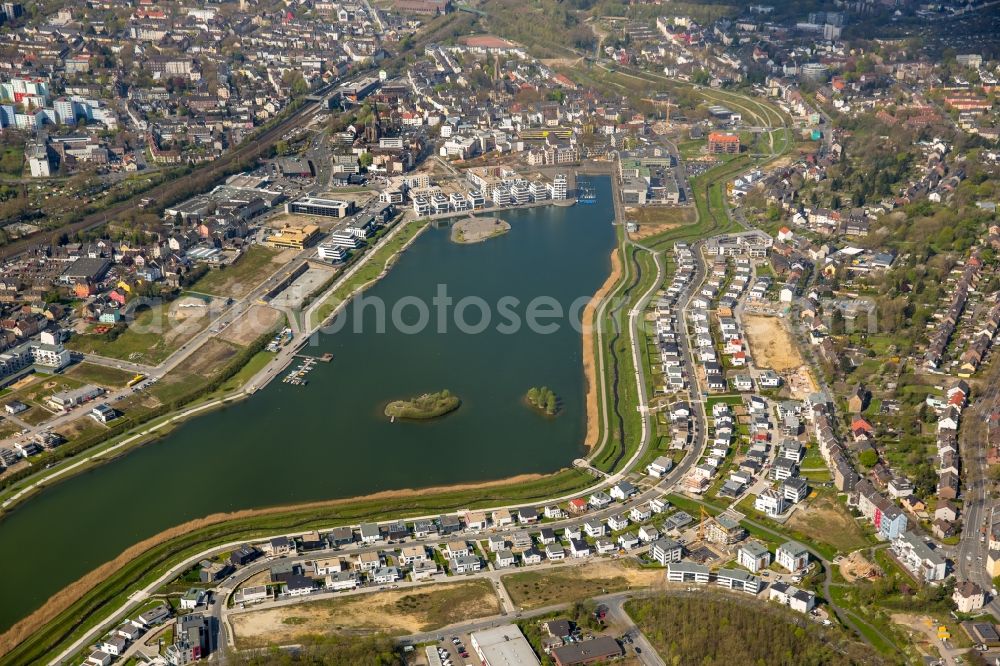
[859,450,878,468]
[527,387,540,405]
[545,392,557,415]
[359,152,373,168]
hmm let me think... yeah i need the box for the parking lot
[425,632,475,665]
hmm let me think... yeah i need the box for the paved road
[604,595,666,665]
[956,361,1000,618]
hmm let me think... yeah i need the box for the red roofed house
[852,417,874,441]
[568,498,588,514]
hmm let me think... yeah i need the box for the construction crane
[697,505,711,541]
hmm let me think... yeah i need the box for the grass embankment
[590,241,654,473]
[384,390,461,420]
[310,217,429,328]
[0,468,593,664]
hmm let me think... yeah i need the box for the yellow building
[986,548,1000,578]
[267,224,321,249]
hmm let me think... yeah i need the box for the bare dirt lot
[504,560,664,610]
[742,315,803,372]
[451,216,510,244]
[626,207,697,240]
[219,304,284,347]
[786,494,870,554]
[839,550,882,583]
[175,338,238,376]
[231,580,499,646]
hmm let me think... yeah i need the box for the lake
[0,176,616,632]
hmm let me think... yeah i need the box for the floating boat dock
[577,177,597,204]
[283,357,316,385]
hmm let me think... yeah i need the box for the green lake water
[0,176,616,632]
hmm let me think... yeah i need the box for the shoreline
[581,248,623,449]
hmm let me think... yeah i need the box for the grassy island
[385,390,461,420]
[525,386,559,416]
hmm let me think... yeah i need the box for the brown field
[839,551,882,583]
[742,315,804,372]
[504,560,664,610]
[232,580,499,646]
[218,305,284,347]
[582,249,623,447]
[54,414,105,440]
[787,494,870,554]
[626,206,697,240]
[174,339,238,376]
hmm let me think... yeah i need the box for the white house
[618,533,640,550]
[630,504,653,523]
[607,514,629,532]
[584,519,606,537]
[650,538,683,565]
[450,555,481,574]
[371,566,401,584]
[610,481,637,500]
[495,549,516,569]
[769,582,816,613]
[953,581,986,613]
[647,455,674,478]
[737,540,771,573]
[754,488,787,517]
[776,542,810,572]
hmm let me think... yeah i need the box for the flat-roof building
[266,224,321,249]
[470,624,540,666]
[285,196,355,218]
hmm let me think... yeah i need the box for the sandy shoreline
[581,248,623,449]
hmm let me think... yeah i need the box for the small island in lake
[525,386,559,416]
[385,390,461,420]
[451,216,511,244]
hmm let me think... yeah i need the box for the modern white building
[776,542,810,572]
[470,625,541,666]
[891,531,947,583]
[754,488,787,517]
[737,540,771,573]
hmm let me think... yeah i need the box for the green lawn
[187,245,283,298]
[209,351,275,396]
[66,303,210,365]
[66,363,139,388]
